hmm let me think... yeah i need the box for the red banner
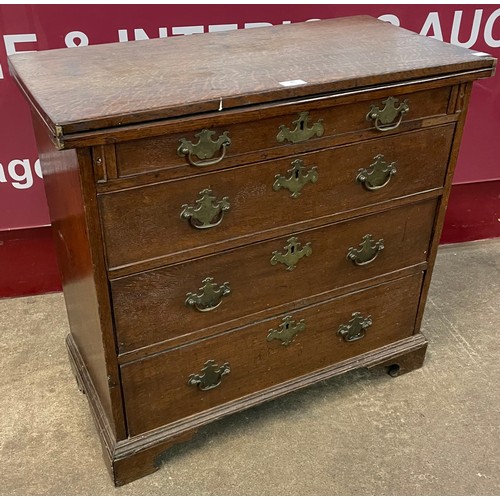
[2,4,499,230]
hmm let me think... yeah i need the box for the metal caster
[387,364,401,377]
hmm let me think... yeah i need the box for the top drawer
[113,86,452,180]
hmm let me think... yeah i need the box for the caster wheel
[387,364,401,377]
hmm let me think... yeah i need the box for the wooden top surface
[9,15,496,136]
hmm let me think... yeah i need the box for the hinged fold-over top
[8,15,496,147]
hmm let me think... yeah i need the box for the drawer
[114,86,452,179]
[112,198,437,353]
[100,125,452,270]
[120,272,424,436]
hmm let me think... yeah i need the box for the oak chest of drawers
[9,16,495,485]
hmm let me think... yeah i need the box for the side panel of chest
[30,112,127,442]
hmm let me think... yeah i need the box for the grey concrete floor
[1,239,499,495]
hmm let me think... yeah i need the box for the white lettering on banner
[113,12,500,47]
[171,26,204,36]
[118,21,294,41]
[0,158,43,190]
[209,24,238,32]
[3,33,37,56]
[130,29,151,40]
[485,8,500,47]
[34,159,42,178]
[378,14,400,26]
[65,31,89,47]
[9,159,33,189]
[1,33,37,80]
[420,12,444,40]
[244,23,273,29]
[379,9,498,48]
[118,29,128,42]
[451,10,483,48]
[2,10,500,82]
[118,27,169,41]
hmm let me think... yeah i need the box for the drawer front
[101,125,452,270]
[121,272,423,436]
[112,198,437,353]
[115,86,451,179]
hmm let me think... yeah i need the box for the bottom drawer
[121,272,423,436]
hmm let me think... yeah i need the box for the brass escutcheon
[273,159,319,198]
[185,277,231,312]
[356,154,397,191]
[271,236,312,271]
[337,312,372,342]
[277,111,324,144]
[366,96,409,131]
[180,188,230,229]
[267,315,305,346]
[346,234,384,266]
[178,129,231,167]
[188,360,231,391]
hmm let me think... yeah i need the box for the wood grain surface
[31,112,126,439]
[115,86,451,178]
[8,16,495,136]
[120,272,423,436]
[14,13,495,485]
[111,199,437,353]
[100,125,451,270]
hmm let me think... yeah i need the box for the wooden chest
[9,16,495,485]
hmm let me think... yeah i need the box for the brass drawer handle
[356,154,397,191]
[185,277,231,312]
[273,159,318,198]
[267,315,305,346]
[338,312,372,342]
[188,360,231,391]
[277,111,324,144]
[180,188,230,229]
[178,129,231,167]
[366,96,409,132]
[347,234,384,266]
[271,236,312,271]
